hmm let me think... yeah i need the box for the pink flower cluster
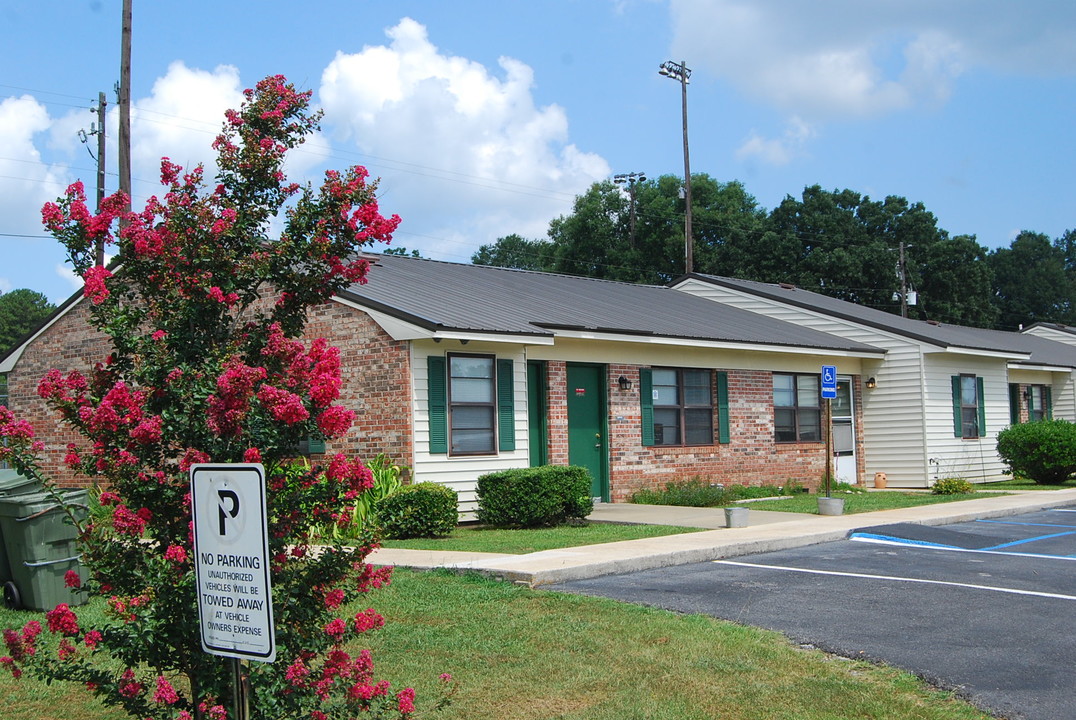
[153,675,180,705]
[40,181,128,245]
[257,384,309,425]
[46,604,80,637]
[206,360,267,436]
[207,285,240,306]
[83,265,113,305]
[326,454,373,493]
[352,608,385,634]
[164,544,187,564]
[0,406,42,460]
[2,621,42,673]
[118,668,144,698]
[112,504,151,536]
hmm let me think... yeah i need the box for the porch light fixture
[618,375,633,391]
[865,377,877,390]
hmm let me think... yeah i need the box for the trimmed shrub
[629,479,798,507]
[476,465,594,527]
[997,419,1076,485]
[376,482,458,539]
[932,477,974,495]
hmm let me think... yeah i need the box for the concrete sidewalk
[366,489,1076,587]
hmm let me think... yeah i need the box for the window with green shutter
[497,359,515,451]
[1028,384,1052,422]
[951,374,985,438]
[427,356,448,453]
[640,367,717,446]
[428,354,515,456]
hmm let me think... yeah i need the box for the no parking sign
[190,464,276,663]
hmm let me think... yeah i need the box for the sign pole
[820,365,837,498]
[824,398,833,498]
[231,657,250,720]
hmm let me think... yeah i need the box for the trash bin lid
[0,469,42,497]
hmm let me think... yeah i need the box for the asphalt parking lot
[550,507,1076,720]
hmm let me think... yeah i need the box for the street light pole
[659,60,693,274]
[613,171,646,247]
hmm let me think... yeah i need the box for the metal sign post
[821,366,837,498]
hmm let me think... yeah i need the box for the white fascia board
[331,297,554,345]
[927,346,1030,361]
[1007,363,1074,373]
[549,329,882,358]
[0,296,85,373]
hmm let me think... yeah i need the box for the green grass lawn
[1,570,996,720]
[747,491,1004,514]
[971,476,1076,490]
[379,522,705,554]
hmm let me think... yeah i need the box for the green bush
[476,466,594,527]
[932,477,974,495]
[629,479,795,507]
[376,482,458,539]
[997,419,1076,485]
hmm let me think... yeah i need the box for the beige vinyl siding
[412,340,529,517]
[1025,326,1076,347]
[1053,373,1076,421]
[676,278,933,486]
[922,354,1009,483]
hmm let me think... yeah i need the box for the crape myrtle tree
[0,75,452,719]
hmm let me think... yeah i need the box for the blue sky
[2,0,1074,304]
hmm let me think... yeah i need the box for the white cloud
[125,62,245,194]
[0,95,70,231]
[0,95,75,300]
[318,17,609,258]
[736,116,815,166]
[671,0,1076,123]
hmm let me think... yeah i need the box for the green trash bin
[0,488,87,611]
[0,469,44,586]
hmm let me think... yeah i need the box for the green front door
[526,360,548,467]
[566,363,608,501]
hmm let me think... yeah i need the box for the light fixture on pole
[659,60,693,274]
[613,171,646,247]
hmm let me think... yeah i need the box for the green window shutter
[307,437,326,454]
[640,368,655,446]
[497,359,515,452]
[1046,386,1054,419]
[976,376,986,435]
[716,371,730,444]
[951,376,962,437]
[1008,384,1021,425]
[427,356,447,454]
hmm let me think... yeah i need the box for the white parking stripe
[714,560,1076,601]
[849,534,1076,560]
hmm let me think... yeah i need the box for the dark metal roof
[683,274,1076,369]
[340,255,885,355]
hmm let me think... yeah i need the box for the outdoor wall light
[618,375,633,391]
[865,377,877,390]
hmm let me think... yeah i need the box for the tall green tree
[0,288,55,356]
[989,230,1074,329]
[914,234,996,327]
[758,186,998,326]
[541,174,766,284]
[471,233,555,271]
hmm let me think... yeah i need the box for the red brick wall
[543,363,835,502]
[6,298,413,486]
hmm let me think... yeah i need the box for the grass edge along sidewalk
[1,569,998,720]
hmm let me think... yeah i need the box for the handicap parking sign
[821,365,837,399]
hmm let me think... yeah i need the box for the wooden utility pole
[118,0,132,212]
[95,91,107,266]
